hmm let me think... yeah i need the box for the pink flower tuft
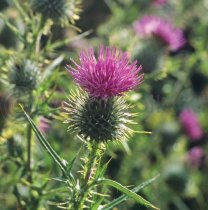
[179,108,203,141]
[152,0,167,6]
[187,147,204,167]
[38,117,51,134]
[133,15,186,50]
[67,46,143,99]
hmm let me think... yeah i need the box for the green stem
[73,143,100,210]
[12,0,30,23]
[27,123,32,183]
[84,143,99,184]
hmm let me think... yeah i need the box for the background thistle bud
[64,91,133,143]
[132,39,164,73]
[0,19,17,48]
[8,59,39,92]
[164,164,188,193]
[30,0,81,24]
[0,0,9,11]
[0,92,12,132]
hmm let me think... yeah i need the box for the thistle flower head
[9,59,39,92]
[187,147,204,168]
[152,0,167,6]
[179,108,203,141]
[38,117,51,134]
[64,91,133,143]
[30,0,81,24]
[133,15,186,50]
[67,46,143,99]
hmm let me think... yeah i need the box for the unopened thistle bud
[9,59,39,92]
[30,0,81,24]
[0,0,9,11]
[164,164,188,193]
[0,92,12,132]
[64,46,143,143]
[132,39,164,73]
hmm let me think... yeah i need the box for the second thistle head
[133,15,186,51]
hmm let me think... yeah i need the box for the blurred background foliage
[0,0,208,209]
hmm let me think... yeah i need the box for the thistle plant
[65,46,143,142]
[19,46,160,210]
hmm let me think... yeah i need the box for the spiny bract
[64,91,133,143]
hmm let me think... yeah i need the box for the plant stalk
[27,123,32,182]
[73,143,101,210]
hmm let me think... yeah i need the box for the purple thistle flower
[152,0,167,6]
[38,117,51,134]
[187,147,204,167]
[133,15,186,50]
[179,108,203,141]
[67,46,143,99]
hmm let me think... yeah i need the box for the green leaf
[101,174,160,210]
[97,178,160,210]
[20,105,70,179]
[48,30,92,51]
[92,198,105,210]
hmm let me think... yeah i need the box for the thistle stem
[73,143,101,210]
[84,143,99,184]
[27,123,32,182]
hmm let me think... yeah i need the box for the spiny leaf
[100,174,160,210]
[96,178,160,210]
[19,104,73,180]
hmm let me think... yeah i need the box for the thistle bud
[132,39,164,73]
[0,19,17,48]
[0,0,9,11]
[164,164,188,193]
[64,91,132,143]
[30,0,81,24]
[8,59,39,93]
[0,92,12,132]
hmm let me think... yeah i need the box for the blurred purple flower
[38,117,51,134]
[179,108,203,141]
[133,15,186,50]
[187,147,204,167]
[152,0,167,6]
[67,46,143,99]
